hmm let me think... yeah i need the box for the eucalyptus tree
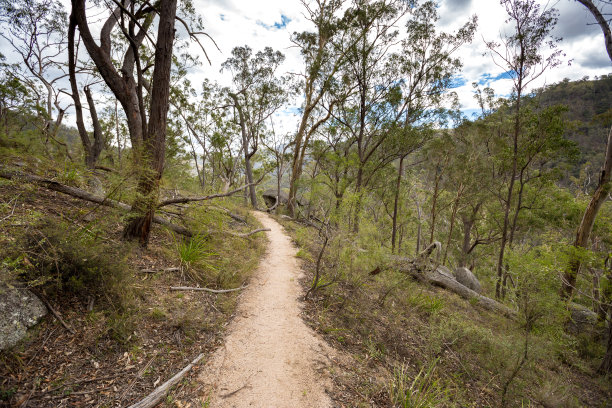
[263,119,294,214]
[68,21,105,169]
[287,0,396,217]
[484,0,564,298]
[331,0,409,232]
[0,55,34,139]
[70,0,187,245]
[386,0,477,251]
[0,0,70,148]
[222,46,288,208]
[562,0,612,300]
[565,0,612,375]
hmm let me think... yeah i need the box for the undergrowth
[11,219,133,308]
[279,218,611,407]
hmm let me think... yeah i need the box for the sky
[1,0,611,131]
[188,0,611,123]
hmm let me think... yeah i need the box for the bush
[16,220,132,307]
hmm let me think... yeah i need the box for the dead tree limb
[390,256,517,319]
[170,285,248,293]
[209,206,247,223]
[158,172,266,208]
[0,169,192,237]
[126,353,204,408]
[140,267,180,273]
[32,290,76,334]
[228,228,270,238]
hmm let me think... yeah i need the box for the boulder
[0,285,47,350]
[566,302,599,336]
[453,267,482,293]
[262,189,290,209]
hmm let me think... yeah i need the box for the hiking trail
[199,211,334,407]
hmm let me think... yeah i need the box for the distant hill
[537,74,612,172]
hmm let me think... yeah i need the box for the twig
[126,353,204,408]
[34,291,76,334]
[219,372,256,398]
[170,285,248,294]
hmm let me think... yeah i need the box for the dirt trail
[199,212,334,407]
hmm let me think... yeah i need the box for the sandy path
[199,212,333,408]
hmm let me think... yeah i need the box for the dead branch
[126,353,204,408]
[228,228,270,238]
[169,285,248,293]
[158,172,265,208]
[209,205,247,223]
[140,267,180,273]
[418,241,441,259]
[0,169,192,237]
[32,291,76,334]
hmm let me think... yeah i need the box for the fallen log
[170,285,248,294]
[0,169,192,237]
[32,290,76,334]
[228,228,270,238]
[126,353,204,408]
[391,257,517,319]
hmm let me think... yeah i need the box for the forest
[0,0,611,406]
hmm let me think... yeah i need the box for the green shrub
[173,233,216,283]
[389,359,448,408]
[17,220,131,307]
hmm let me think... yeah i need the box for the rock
[0,285,47,351]
[453,267,482,293]
[566,302,599,336]
[262,189,306,209]
[262,189,290,209]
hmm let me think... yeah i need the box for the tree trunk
[352,164,364,233]
[562,126,612,298]
[414,196,422,256]
[576,0,612,62]
[496,82,522,299]
[598,312,612,374]
[287,102,313,217]
[84,85,104,166]
[68,14,94,169]
[71,0,145,153]
[123,0,177,246]
[229,92,257,208]
[391,155,406,253]
[429,168,441,245]
[443,183,463,265]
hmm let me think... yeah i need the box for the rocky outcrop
[454,267,482,293]
[262,189,290,209]
[0,285,47,350]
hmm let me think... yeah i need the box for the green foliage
[389,359,448,408]
[173,233,217,283]
[16,219,132,306]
